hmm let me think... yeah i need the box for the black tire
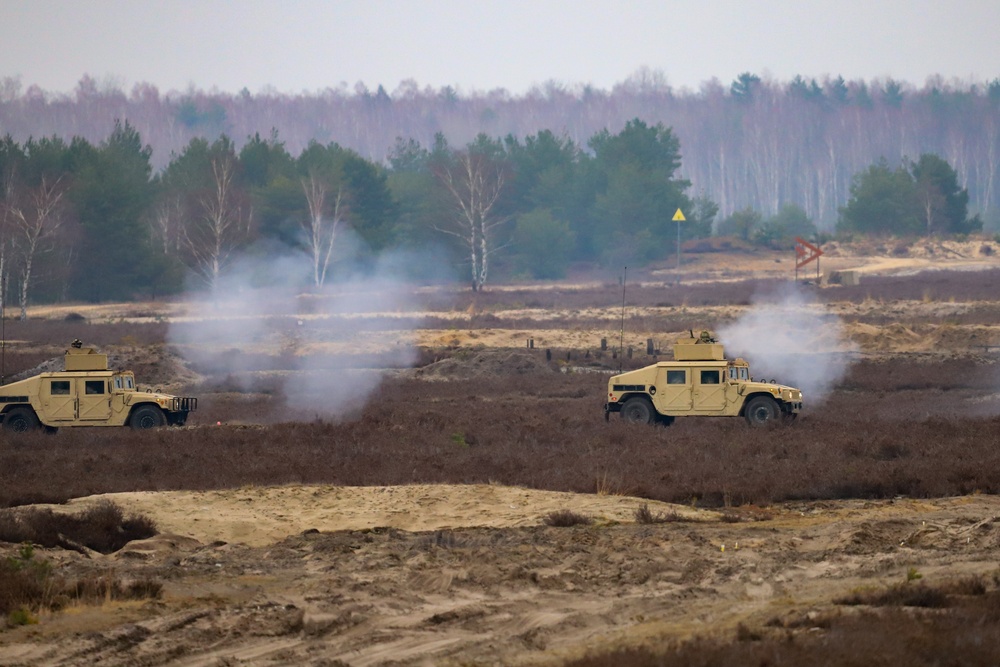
[130,404,166,430]
[744,395,779,427]
[620,397,655,425]
[3,406,40,433]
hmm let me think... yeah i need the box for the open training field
[2,239,1000,666]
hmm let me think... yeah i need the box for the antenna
[618,266,627,373]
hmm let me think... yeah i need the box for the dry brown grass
[3,362,1000,509]
[568,575,1000,667]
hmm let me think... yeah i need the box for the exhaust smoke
[717,284,856,404]
[168,235,446,421]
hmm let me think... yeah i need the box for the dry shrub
[567,581,1000,667]
[1,544,162,624]
[70,573,163,602]
[836,574,991,609]
[0,501,157,554]
[2,319,167,350]
[836,583,950,608]
[544,510,592,527]
[634,504,689,524]
[0,545,50,619]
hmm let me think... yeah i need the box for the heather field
[2,243,1000,666]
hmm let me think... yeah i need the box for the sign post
[672,208,686,282]
[794,236,824,282]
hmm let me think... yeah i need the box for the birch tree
[184,147,250,290]
[166,136,253,291]
[433,138,510,291]
[7,174,66,318]
[296,141,353,288]
[149,193,183,255]
[301,171,346,287]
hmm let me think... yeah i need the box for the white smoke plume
[168,232,449,421]
[716,284,857,404]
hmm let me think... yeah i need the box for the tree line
[2,71,999,229]
[0,115,979,310]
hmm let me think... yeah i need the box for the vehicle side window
[114,376,123,390]
[700,370,720,385]
[85,380,105,395]
[666,370,686,385]
[126,377,134,389]
[741,368,749,380]
[728,368,737,380]
[51,380,71,395]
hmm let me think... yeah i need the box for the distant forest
[0,71,997,306]
[2,71,999,230]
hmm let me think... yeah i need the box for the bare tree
[434,149,509,292]
[6,175,66,319]
[149,193,184,256]
[916,177,947,236]
[301,172,347,288]
[180,151,252,291]
[0,163,13,317]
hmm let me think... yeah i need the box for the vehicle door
[43,378,78,421]
[693,368,727,411]
[654,368,692,412]
[78,378,112,421]
[725,366,746,404]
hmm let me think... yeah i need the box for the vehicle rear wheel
[744,396,779,427]
[3,406,40,433]
[130,404,166,430]
[620,397,655,425]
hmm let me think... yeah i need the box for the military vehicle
[605,331,802,426]
[0,342,197,433]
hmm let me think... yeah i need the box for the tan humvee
[605,331,802,426]
[0,343,197,433]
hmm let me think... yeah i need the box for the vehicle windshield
[728,366,749,381]
[113,374,135,390]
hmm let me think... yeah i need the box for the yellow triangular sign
[672,208,686,222]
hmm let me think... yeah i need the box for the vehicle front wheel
[744,396,779,427]
[130,404,166,430]
[3,406,41,433]
[620,397,655,425]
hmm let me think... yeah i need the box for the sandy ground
[44,485,712,548]
[2,488,999,666]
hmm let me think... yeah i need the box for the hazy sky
[4,0,999,96]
